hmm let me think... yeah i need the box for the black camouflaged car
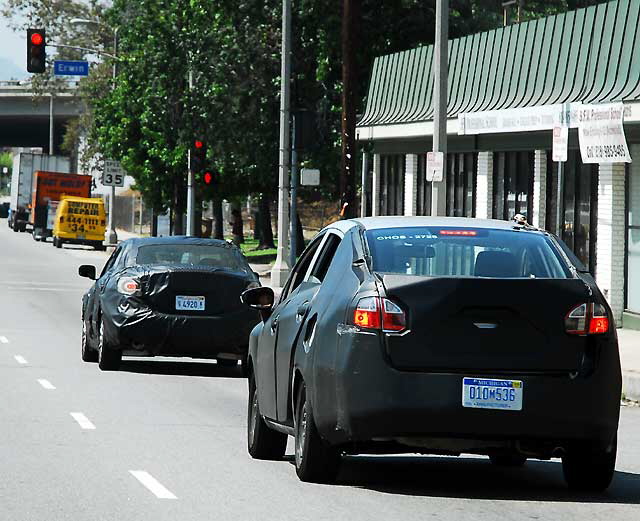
[242,216,621,490]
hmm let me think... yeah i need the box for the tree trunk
[151,210,158,237]
[212,198,224,239]
[258,194,275,249]
[340,0,361,219]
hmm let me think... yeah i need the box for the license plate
[175,295,205,311]
[462,377,523,411]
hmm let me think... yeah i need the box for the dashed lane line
[70,412,96,430]
[129,471,177,499]
[0,336,8,344]
[14,355,28,365]
[37,379,56,390]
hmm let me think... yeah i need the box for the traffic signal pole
[271,0,292,287]
[186,70,196,237]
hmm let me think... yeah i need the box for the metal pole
[271,0,292,287]
[290,113,298,267]
[361,151,369,217]
[106,27,119,245]
[49,93,54,154]
[431,0,449,217]
[186,69,196,236]
[556,160,564,237]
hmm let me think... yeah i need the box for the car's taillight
[353,297,406,333]
[565,302,609,335]
[117,277,140,295]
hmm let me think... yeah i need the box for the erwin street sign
[54,60,89,76]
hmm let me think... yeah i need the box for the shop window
[492,151,534,222]
[446,152,476,217]
[545,150,598,274]
[380,154,405,216]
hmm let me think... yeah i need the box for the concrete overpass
[0,81,83,154]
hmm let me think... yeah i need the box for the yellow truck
[52,196,107,250]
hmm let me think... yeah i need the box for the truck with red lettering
[29,171,92,241]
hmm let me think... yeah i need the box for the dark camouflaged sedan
[242,216,621,490]
[79,237,260,371]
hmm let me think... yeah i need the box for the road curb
[623,371,640,402]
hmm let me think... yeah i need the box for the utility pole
[49,93,54,154]
[271,0,292,287]
[289,112,298,267]
[106,26,119,245]
[340,0,360,219]
[186,69,196,236]
[431,0,449,217]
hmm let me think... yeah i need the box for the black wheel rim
[295,399,308,467]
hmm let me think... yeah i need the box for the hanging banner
[577,103,632,163]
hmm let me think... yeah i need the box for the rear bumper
[316,332,622,453]
[102,298,259,358]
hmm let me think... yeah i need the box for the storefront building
[356,0,640,327]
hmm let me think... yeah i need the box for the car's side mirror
[242,285,275,310]
[78,265,97,280]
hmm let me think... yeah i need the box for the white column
[371,154,381,217]
[596,163,626,324]
[475,151,493,219]
[404,154,418,216]
[532,150,547,228]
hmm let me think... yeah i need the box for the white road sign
[426,151,444,182]
[577,103,632,164]
[300,168,320,186]
[103,160,125,187]
[552,126,568,163]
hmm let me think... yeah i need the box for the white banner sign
[300,168,320,186]
[426,151,444,182]
[577,103,631,164]
[459,105,562,135]
[552,126,568,162]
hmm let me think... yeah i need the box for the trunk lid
[380,274,592,373]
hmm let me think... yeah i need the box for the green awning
[358,0,640,128]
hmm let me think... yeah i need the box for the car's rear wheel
[562,437,617,491]
[294,385,340,483]
[489,453,527,467]
[55,237,63,248]
[81,320,98,363]
[247,372,287,460]
[98,318,121,371]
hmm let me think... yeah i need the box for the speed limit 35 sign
[103,160,125,187]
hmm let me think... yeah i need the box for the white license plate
[175,295,205,311]
[462,377,523,411]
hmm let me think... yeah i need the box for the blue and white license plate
[462,377,523,411]
[175,295,205,311]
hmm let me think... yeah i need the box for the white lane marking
[70,412,96,430]
[14,355,28,365]
[129,471,177,499]
[37,379,56,390]
[0,336,8,344]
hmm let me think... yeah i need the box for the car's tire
[97,318,121,371]
[489,453,527,467]
[247,372,287,460]
[81,320,98,363]
[55,237,63,249]
[217,358,238,368]
[294,385,340,483]
[562,437,617,491]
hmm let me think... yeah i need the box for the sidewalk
[619,328,640,401]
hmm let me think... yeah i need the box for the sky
[0,15,29,80]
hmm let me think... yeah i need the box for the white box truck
[9,153,71,232]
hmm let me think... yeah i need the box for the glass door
[627,148,640,313]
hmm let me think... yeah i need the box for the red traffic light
[30,32,44,45]
[204,171,213,185]
[194,140,204,149]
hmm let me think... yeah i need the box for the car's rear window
[366,227,570,279]
[136,244,248,272]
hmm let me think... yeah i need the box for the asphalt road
[1,221,639,521]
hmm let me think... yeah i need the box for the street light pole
[186,69,196,237]
[431,0,449,217]
[271,0,292,287]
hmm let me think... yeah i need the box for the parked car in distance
[242,216,621,490]
[79,236,260,371]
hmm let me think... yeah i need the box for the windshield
[136,244,248,272]
[366,227,570,279]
